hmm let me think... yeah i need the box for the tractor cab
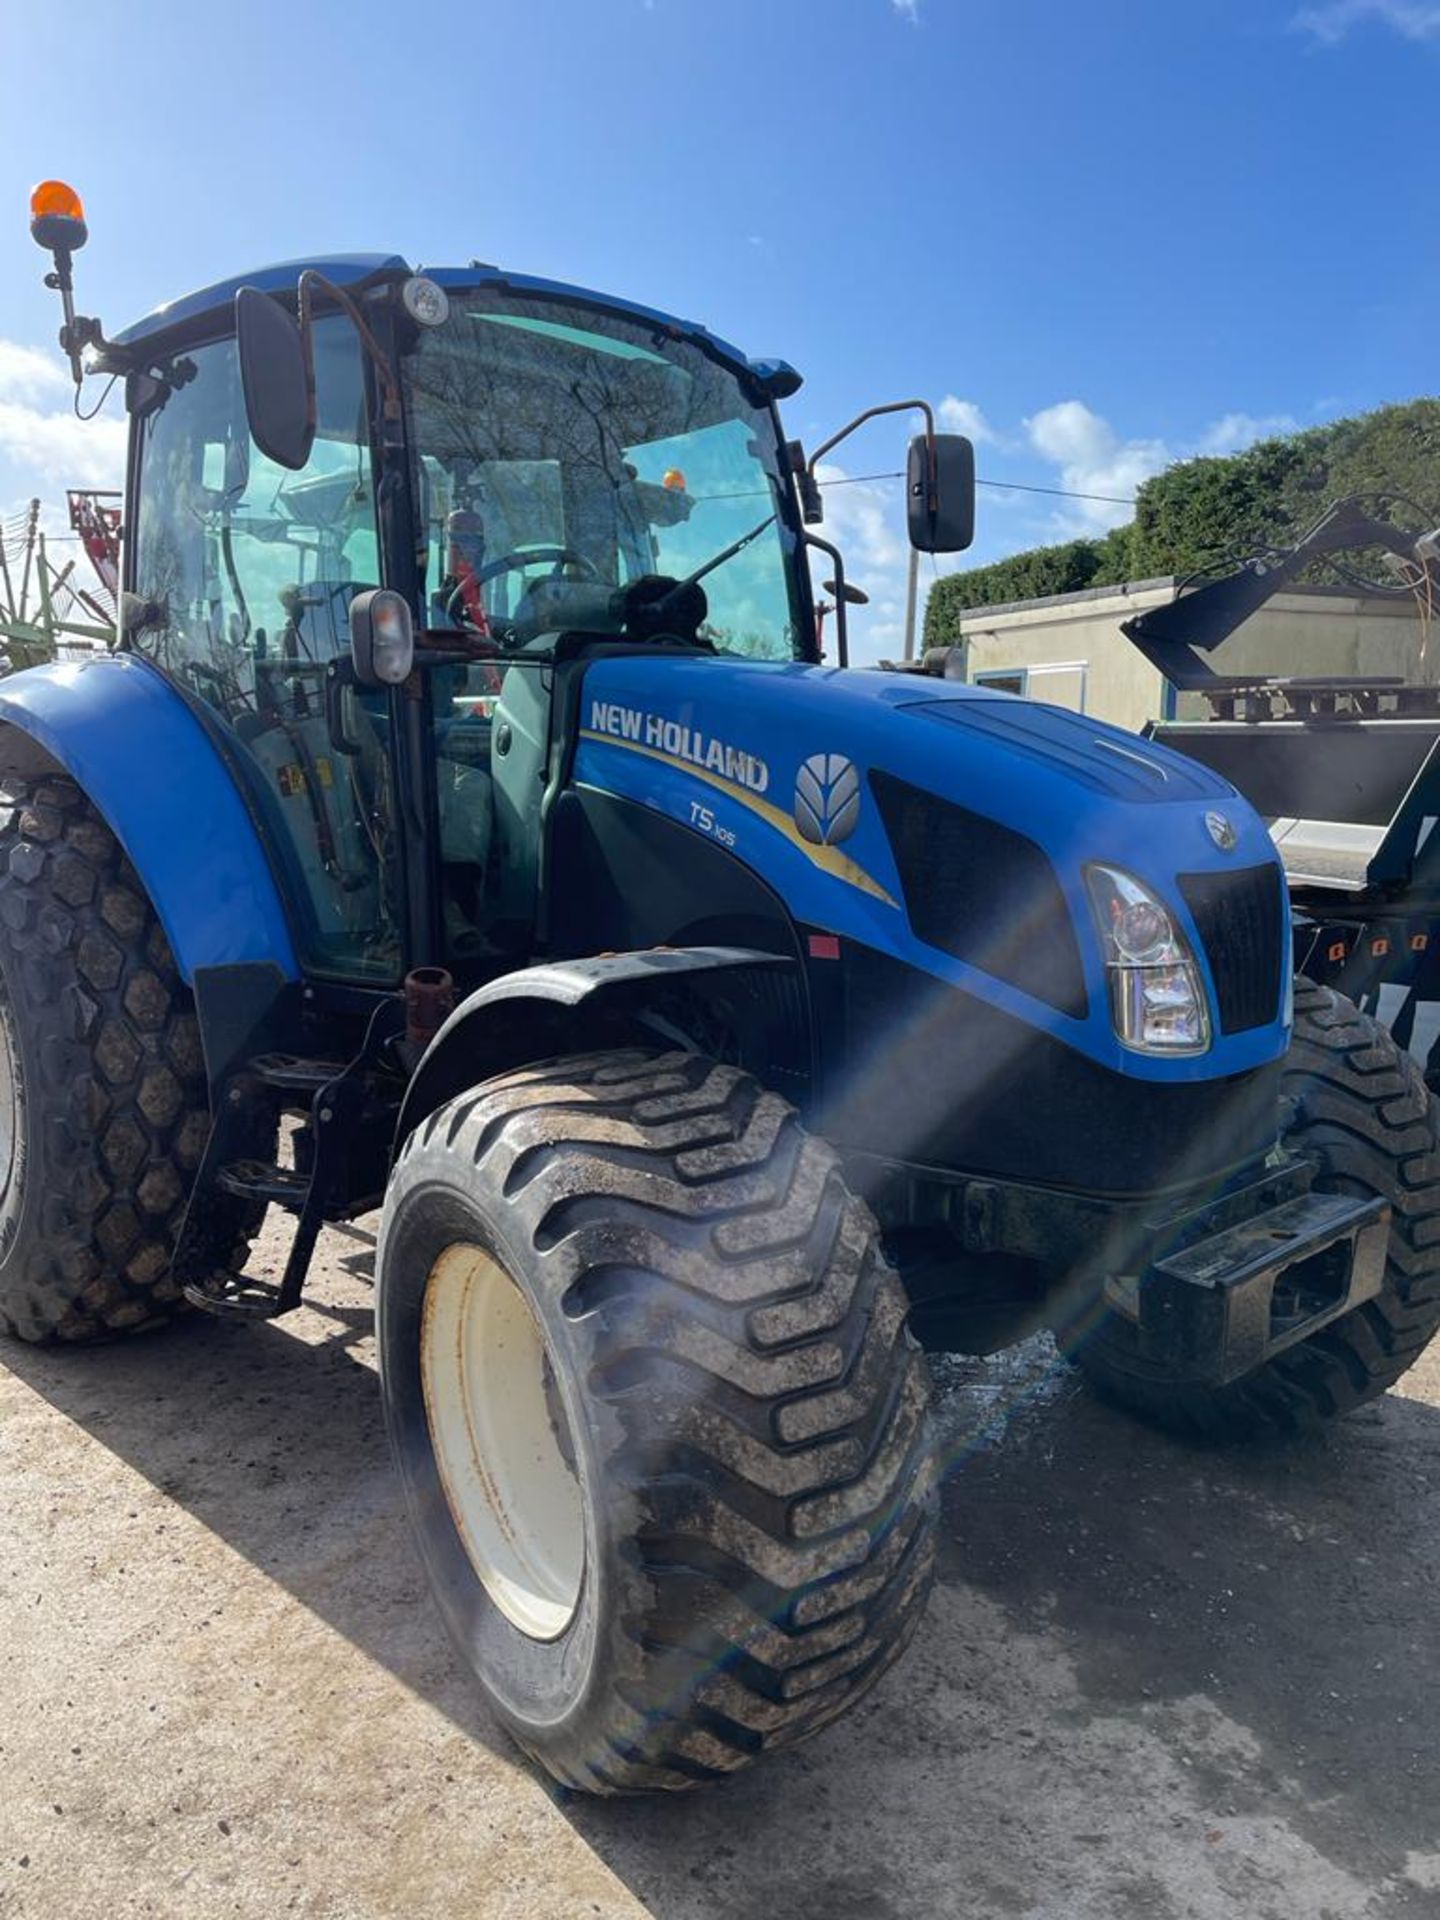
[86,248,974,1011]
[111,261,816,990]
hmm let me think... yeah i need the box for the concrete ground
[1,1212,1438,1920]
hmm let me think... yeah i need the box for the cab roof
[111,254,801,397]
[112,255,407,347]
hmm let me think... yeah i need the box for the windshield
[401,294,806,661]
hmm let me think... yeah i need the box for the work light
[402,276,450,328]
[349,588,415,686]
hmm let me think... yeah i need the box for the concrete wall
[953,579,1174,732]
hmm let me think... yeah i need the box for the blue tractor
[6,183,1438,1794]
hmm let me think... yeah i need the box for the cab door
[130,318,401,981]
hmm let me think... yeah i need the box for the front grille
[1178,863,1285,1035]
[870,771,1087,1017]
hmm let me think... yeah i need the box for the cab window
[131,321,399,980]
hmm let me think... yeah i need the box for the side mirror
[350,588,415,686]
[235,286,315,471]
[907,432,975,553]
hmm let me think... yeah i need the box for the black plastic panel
[822,944,1281,1197]
[1178,863,1285,1035]
[870,770,1087,1018]
[547,789,811,1101]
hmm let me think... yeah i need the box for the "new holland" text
[588,702,770,794]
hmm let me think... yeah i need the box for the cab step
[175,1008,401,1326]
[182,1272,291,1322]
[249,1052,347,1095]
[216,1159,309,1207]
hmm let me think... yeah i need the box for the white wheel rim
[0,1002,18,1214]
[420,1243,585,1641]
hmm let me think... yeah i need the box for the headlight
[1085,864,1211,1054]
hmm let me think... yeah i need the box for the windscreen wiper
[624,513,777,642]
[681,513,776,589]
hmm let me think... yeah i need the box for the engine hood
[571,655,1288,1082]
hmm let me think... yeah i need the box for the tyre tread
[1072,979,1440,1439]
[391,1047,936,1792]
[0,773,253,1342]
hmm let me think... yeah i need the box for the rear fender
[0,656,298,984]
[395,947,795,1147]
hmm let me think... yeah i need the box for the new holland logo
[795,754,861,846]
[1205,809,1238,852]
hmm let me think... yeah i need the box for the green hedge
[923,399,1440,646]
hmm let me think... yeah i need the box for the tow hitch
[1108,1188,1390,1386]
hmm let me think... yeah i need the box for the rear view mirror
[907,432,975,553]
[235,286,315,471]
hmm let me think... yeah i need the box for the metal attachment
[405,967,456,1048]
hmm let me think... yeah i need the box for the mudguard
[395,946,791,1145]
[0,654,298,983]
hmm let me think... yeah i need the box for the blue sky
[2,0,1435,660]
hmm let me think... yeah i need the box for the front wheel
[1068,980,1440,1440]
[376,1049,937,1794]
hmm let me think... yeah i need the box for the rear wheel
[0,773,256,1342]
[376,1049,937,1794]
[1068,980,1440,1440]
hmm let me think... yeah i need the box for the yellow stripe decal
[578,729,899,908]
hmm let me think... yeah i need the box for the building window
[975,668,1028,696]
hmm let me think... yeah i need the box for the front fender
[0,655,298,984]
[395,946,793,1146]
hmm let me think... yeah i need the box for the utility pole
[902,546,920,660]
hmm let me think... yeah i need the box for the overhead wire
[694,471,1140,507]
[818,469,1138,507]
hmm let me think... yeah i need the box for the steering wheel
[446,545,601,625]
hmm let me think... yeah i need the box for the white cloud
[1024,400,1167,533]
[0,398,126,491]
[1016,400,1303,536]
[1294,0,1440,40]
[891,0,920,20]
[820,390,1319,652]
[812,461,908,578]
[0,340,69,403]
[807,461,914,664]
[1198,410,1299,454]
[938,395,996,444]
[0,336,125,494]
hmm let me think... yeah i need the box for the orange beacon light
[30,179,88,254]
